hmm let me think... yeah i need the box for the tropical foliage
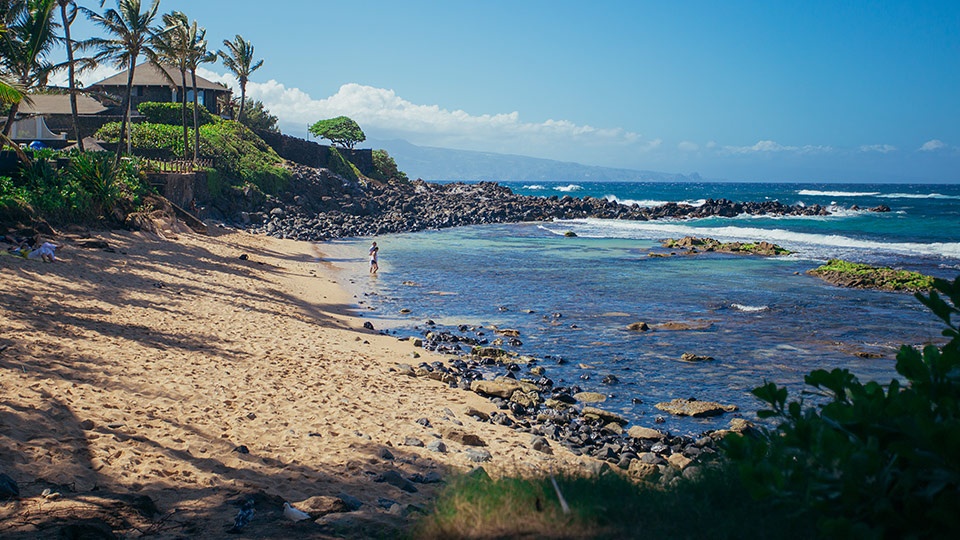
[231,98,277,132]
[95,118,289,194]
[137,100,215,127]
[82,0,163,159]
[217,34,261,124]
[723,276,960,538]
[371,149,408,182]
[0,0,59,137]
[0,149,146,224]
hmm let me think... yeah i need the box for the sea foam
[546,219,960,260]
[732,303,770,312]
[797,189,881,197]
[604,195,706,207]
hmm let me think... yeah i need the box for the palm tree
[0,0,59,137]
[57,0,83,150]
[185,19,213,162]
[0,77,24,103]
[0,76,29,162]
[82,0,161,162]
[152,10,190,156]
[217,34,261,125]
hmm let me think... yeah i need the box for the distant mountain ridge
[366,138,702,183]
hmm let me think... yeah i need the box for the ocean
[326,182,960,435]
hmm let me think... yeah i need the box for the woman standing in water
[369,241,379,274]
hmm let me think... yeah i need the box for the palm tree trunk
[190,69,199,162]
[2,102,20,138]
[237,81,246,124]
[61,2,83,151]
[116,57,136,165]
[180,69,188,158]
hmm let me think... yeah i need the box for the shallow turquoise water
[328,182,959,435]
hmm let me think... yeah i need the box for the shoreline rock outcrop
[659,236,792,256]
[807,259,935,292]
[206,164,862,241]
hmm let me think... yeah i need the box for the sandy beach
[0,226,587,538]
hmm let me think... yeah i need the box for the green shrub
[371,149,408,182]
[96,121,185,156]
[62,153,147,220]
[138,101,216,126]
[327,146,360,183]
[202,167,225,199]
[724,276,960,538]
[197,120,290,194]
[1,150,152,225]
[96,119,290,195]
[0,174,31,219]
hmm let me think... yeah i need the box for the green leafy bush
[1,152,150,225]
[327,146,360,183]
[197,120,290,194]
[138,101,216,127]
[724,276,960,538]
[96,122,185,156]
[0,174,31,219]
[371,149,408,182]
[96,119,290,195]
[63,153,146,219]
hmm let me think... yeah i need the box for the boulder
[295,495,349,518]
[654,398,738,417]
[627,426,666,440]
[626,321,649,331]
[573,391,607,403]
[509,390,541,408]
[667,453,693,471]
[627,460,661,481]
[582,406,628,425]
[442,428,487,447]
[530,436,553,454]
[471,379,520,398]
[679,352,714,362]
[472,346,509,358]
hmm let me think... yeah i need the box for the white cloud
[919,139,946,152]
[859,144,897,153]
[678,141,699,152]
[719,139,833,155]
[192,68,653,154]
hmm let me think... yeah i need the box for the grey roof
[17,94,110,115]
[89,63,231,92]
[63,137,110,152]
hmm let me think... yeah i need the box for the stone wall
[255,130,374,176]
[146,172,197,209]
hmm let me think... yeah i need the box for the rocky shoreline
[383,323,747,486]
[208,164,889,241]
[202,164,898,482]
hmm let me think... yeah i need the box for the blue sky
[64,1,960,182]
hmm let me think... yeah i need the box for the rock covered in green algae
[807,259,935,292]
[660,236,792,256]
